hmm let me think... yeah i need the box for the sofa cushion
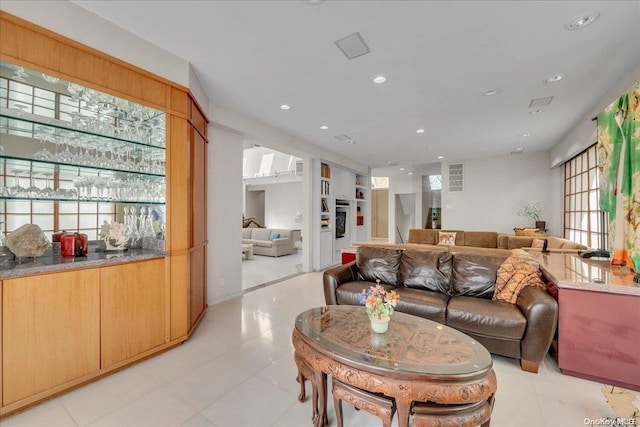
[464,232,498,248]
[356,246,402,286]
[242,228,253,239]
[437,231,457,246]
[336,280,396,306]
[399,250,452,294]
[408,229,438,245]
[451,253,508,299]
[447,296,526,340]
[251,228,272,241]
[394,288,449,324]
[253,240,273,248]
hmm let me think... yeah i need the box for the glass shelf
[1,61,165,142]
[0,154,165,178]
[0,196,165,205]
[1,111,165,152]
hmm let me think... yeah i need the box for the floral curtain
[597,81,640,272]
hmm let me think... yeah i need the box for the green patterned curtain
[597,81,640,272]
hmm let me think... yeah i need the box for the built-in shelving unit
[312,159,370,270]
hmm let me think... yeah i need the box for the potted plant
[358,280,400,333]
[518,201,545,230]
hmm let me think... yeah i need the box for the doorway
[371,189,389,239]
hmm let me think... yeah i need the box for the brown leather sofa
[323,246,558,373]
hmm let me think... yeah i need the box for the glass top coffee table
[292,305,496,427]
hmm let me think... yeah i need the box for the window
[371,177,389,189]
[564,144,606,248]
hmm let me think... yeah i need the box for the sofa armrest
[323,261,358,305]
[271,237,292,246]
[516,286,558,371]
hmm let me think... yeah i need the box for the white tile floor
[242,250,303,291]
[3,272,636,427]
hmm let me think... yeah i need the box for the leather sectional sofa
[323,245,558,373]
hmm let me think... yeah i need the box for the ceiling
[72,1,639,175]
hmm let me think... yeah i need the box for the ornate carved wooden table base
[292,306,497,427]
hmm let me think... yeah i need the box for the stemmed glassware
[33,133,54,161]
[8,169,26,197]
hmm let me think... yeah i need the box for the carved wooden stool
[410,395,494,427]
[332,378,396,427]
[294,351,327,425]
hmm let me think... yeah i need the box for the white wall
[441,151,559,235]
[208,125,243,305]
[246,182,303,230]
[551,64,640,168]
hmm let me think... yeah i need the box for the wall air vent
[448,163,464,192]
[335,134,352,142]
[529,96,554,108]
[295,160,303,176]
[334,32,371,60]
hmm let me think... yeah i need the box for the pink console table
[530,252,640,391]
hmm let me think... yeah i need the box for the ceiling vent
[334,32,371,60]
[529,96,554,108]
[448,163,464,192]
[335,134,352,142]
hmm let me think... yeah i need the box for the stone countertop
[0,247,168,279]
[530,251,640,296]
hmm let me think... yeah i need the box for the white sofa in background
[242,228,301,257]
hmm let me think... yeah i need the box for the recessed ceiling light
[320,125,328,130]
[565,11,600,30]
[483,88,500,96]
[544,74,565,84]
[408,172,413,175]
[399,167,405,171]
[520,132,531,137]
[372,75,387,84]
[529,109,544,115]
[416,129,425,134]
[345,140,356,145]
[437,156,444,160]
[515,147,524,152]
[279,104,291,110]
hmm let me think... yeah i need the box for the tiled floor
[3,272,635,426]
[242,250,303,291]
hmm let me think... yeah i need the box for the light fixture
[416,129,425,134]
[483,88,500,96]
[437,156,444,160]
[320,125,328,130]
[372,75,387,84]
[399,167,405,171]
[529,109,544,115]
[520,132,531,137]
[408,172,413,175]
[544,74,565,84]
[565,11,600,30]
[279,104,291,110]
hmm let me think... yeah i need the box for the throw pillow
[270,233,281,240]
[493,256,546,304]
[438,231,457,246]
[531,238,546,249]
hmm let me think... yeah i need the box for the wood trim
[0,11,189,113]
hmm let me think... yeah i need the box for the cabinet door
[101,258,167,369]
[189,246,206,328]
[2,270,100,405]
